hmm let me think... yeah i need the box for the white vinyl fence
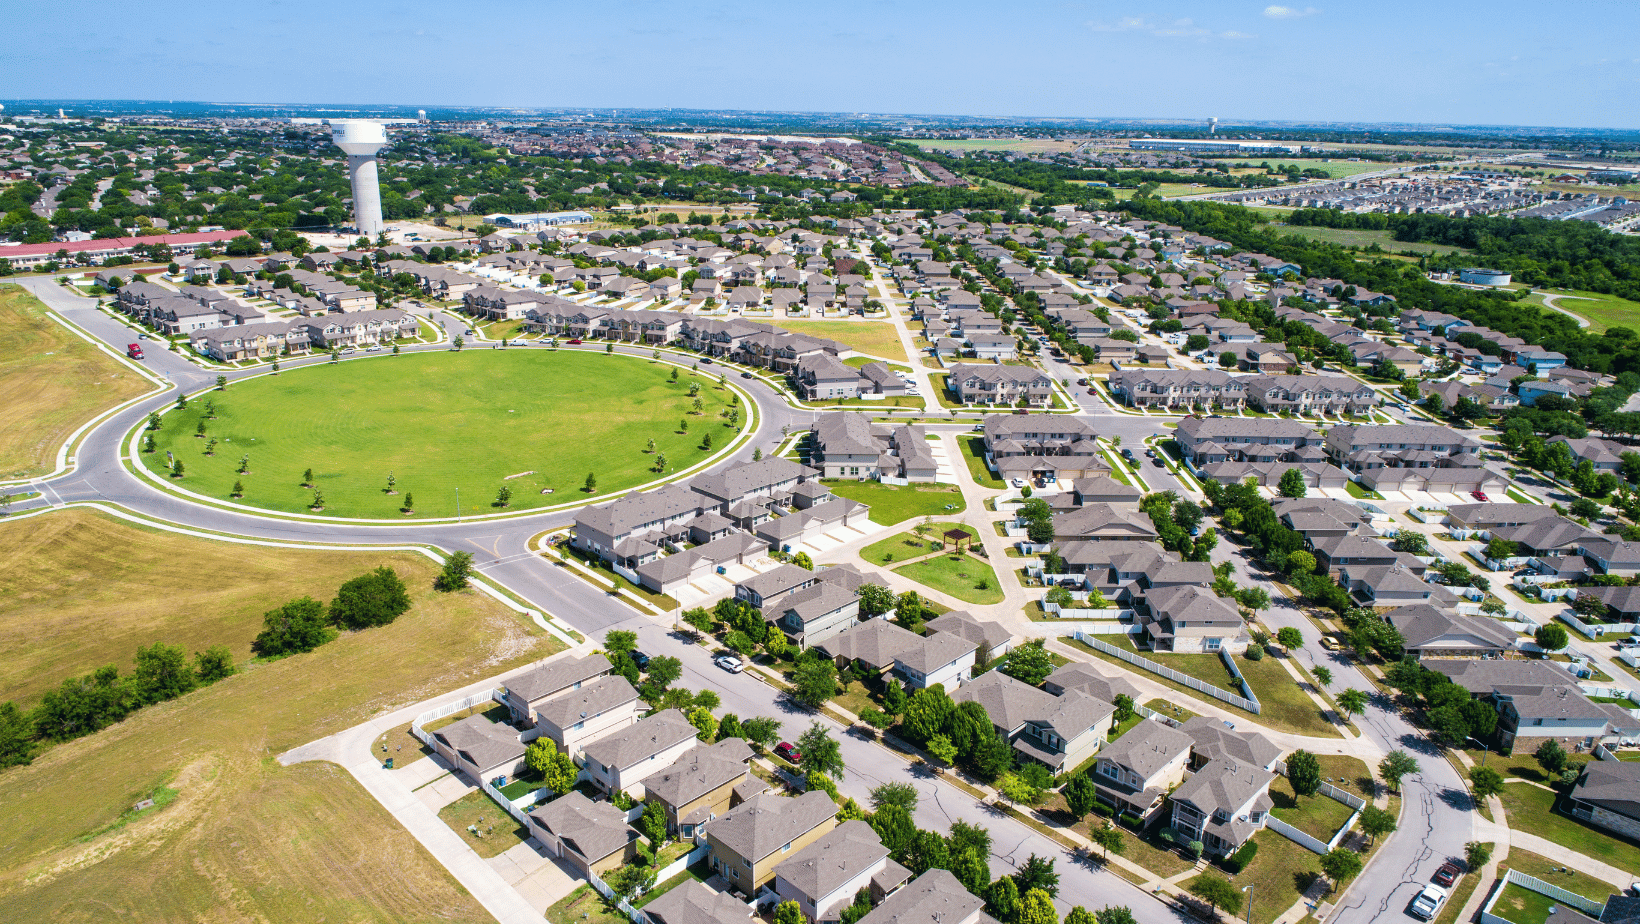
[1073,633,1261,714]
[1479,869,1606,924]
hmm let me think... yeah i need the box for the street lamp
[1243,884,1254,924]
[1467,736,1489,768]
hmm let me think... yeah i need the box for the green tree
[171,458,185,478]
[1087,825,1124,862]
[998,773,1041,806]
[495,484,513,507]
[1287,749,1322,797]
[1277,467,1308,498]
[987,877,1020,923]
[303,467,314,487]
[640,799,669,845]
[231,479,244,497]
[869,803,917,858]
[584,471,598,493]
[1189,875,1242,918]
[791,657,839,709]
[1485,537,1519,561]
[0,702,34,768]
[688,705,718,740]
[902,685,954,743]
[1534,623,1568,652]
[216,374,227,390]
[1286,549,1318,575]
[1465,841,1492,871]
[741,716,782,749]
[1321,847,1363,885]
[525,740,578,794]
[647,655,683,689]
[251,597,337,656]
[434,551,473,592]
[1314,666,1333,688]
[870,781,919,814]
[1357,805,1396,844]
[1535,739,1568,776]
[858,583,895,618]
[797,722,845,779]
[1094,907,1136,924]
[1112,693,1135,724]
[773,900,805,924]
[193,645,237,684]
[926,734,958,767]
[1337,688,1369,718]
[1276,627,1303,649]
[792,551,814,570]
[970,731,1015,782]
[328,566,411,629]
[1018,889,1058,924]
[1063,773,1099,819]
[1001,640,1055,685]
[1379,750,1420,792]
[1470,766,1505,800]
[883,677,907,714]
[131,642,198,705]
[604,630,638,655]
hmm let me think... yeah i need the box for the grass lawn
[549,884,630,924]
[1037,791,1196,879]
[957,434,1006,489]
[478,318,526,340]
[1495,780,1640,872]
[768,320,907,362]
[557,542,681,610]
[1525,288,1640,335]
[834,679,878,718]
[634,867,707,908]
[894,553,1003,605]
[1226,159,1386,179]
[1143,698,1196,724]
[1492,882,1563,924]
[925,372,967,410]
[843,356,910,371]
[1269,755,1370,841]
[437,789,530,859]
[1499,847,1622,904]
[1343,480,1384,500]
[0,285,151,479]
[1269,224,1473,258]
[824,479,966,525]
[141,350,738,519]
[0,515,563,922]
[1193,828,1328,924]
[859,523,966,566]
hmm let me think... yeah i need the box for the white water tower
[1209,117,1218,135]
[331,120,388,237]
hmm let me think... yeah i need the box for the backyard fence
[1479,869,1607,924]
[1072,633,1261,714]
[651,844,709,888]
[1263,763,1366,854]
[1558,609,1639,639]
[1264,815,1329,854]
[409,689,507,748]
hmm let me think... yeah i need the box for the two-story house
[1169,758,1276,858]
[707,791,839,897]
[531,674,643,760]
[501,654,612,727]
[428,714,527,785]
[772,820,910,922]
[642,737,754,840]
[528,791,641,878]
[580,708,700,797]
[1092,721,1196,821]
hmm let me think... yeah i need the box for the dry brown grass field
[0,509,563,923]
[0,285,152,479]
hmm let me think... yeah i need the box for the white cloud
[1263,5,1318,18]
[1088,16,1154,32]
[1087,15,1251,39]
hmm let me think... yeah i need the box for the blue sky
[7,0,1638,129]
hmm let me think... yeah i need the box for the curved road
[11,276,1476,924]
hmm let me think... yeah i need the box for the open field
[0,514,563,923]
[824,479,966,525]
[913,139,1080,155]
[767,320,908,361]
[0,285,151,479]
[1226,159,1388,179]
[893,552,1003,605]
[1524,288,1640,334]
[140,349,736,519]
[1270,224,1473,257]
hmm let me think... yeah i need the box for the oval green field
[140,350,743,518]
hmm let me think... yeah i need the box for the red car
[566,338,583,345]
[1471,491,1489,502]
[1433,862,1461,887]
[774,742,802,763]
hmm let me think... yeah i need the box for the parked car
[1433,863,1461,887]
[366,344,382,352]
[701,357,715,364]
[1010,478,1024,488]
[774,741,802,763]
[1409,885,1446,920]
[1319,635,1339,651]
[714,654,745,673]
[566,338,583,344]
[631,651,651,670]
[1471,491,1490,501]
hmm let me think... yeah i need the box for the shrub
[1243,645,1265,661]
[1219,840,1259,874]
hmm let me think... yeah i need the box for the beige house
[707,791,838,897]
[501,654,611,727]
[642,737,754,838]
[532,675,643,759]
[528,791,641,878]
[772,820,909,922]
[581,708,700,797]
[428,714,527,784]
[1092,721,1195,821]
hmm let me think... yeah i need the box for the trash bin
[384,758,394,769]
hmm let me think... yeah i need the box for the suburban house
[772,820,910,922]
[951,672,1113,771]
[982,415,1106,483]
[925,611,1017,659]
[1383,604,1516,659]
[1445,502,1566,533]
[428,714,527,785]
[893,631,980,691]
[707,791,839,897]
[531,674,643,759]
[1183,716,1284,771]
[1043,663,1144,706]
[528,791,641,878]
[1139,584,1251,654]
[1107,370,1246,410]
[771,580,863,649]
[643,881,756,924]
[1168,757,1276,858]
[501,654,613,727]
[810,413,940,483]
[856,869,995,924]
[1426,660,1640,752]
[1092,721,1196,821]
[642,737,755,839]
[944,364,1055,407]
[1324,424,1497,494]
[1567,760,1640,842]
[580,708,700,796]
[818,619,924,679]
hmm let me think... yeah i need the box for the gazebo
[941,527,974,552]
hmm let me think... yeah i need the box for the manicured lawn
[1499,847,1622,903]
[558,542,681,610]
[925,372,967,410]
[768,320,907,361]
[824,479,966,525]
[1037,791,1196,879]
[1525,288,1640,335]
[1343,480,1383,500]
[1143,698,1196,725]
[894,553,1003,605]
[859,523,967,566]
[438,789,531,858]
[1192,828,1327,924]
[549,884,630,924]
[1269,755,1370,841]
[0,513,562,923]
[0,285,151,479]
[634,867,707,908]
[142,350,739,518]
[1495,781,1640,872]
[957,434,1006,489]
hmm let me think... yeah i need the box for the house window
[1205,637,1222,651]
[742,858,752,869]
[783,842,793,852]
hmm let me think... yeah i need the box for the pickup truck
[127,343,144,359]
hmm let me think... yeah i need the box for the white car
[1409,885,1446,920]
[1010,478,1025,488]
[366,344,382,352]
[714,654,745,673]
[341,347,357,355]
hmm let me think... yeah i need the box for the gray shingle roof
[950,670,1056,733]
[817,618,923,668]
[1183,717,1283,768]
[643,881,754,924]
[640,737,753,808]
[431,715,526,773]
[856,869,990,924]
[506,654,611,704]
[530,791,637,863]
[1099,721,1195,778]
[582,708,698,771]
[710,791,837,863]
[534,675,640,729]
[772,820,888,903]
